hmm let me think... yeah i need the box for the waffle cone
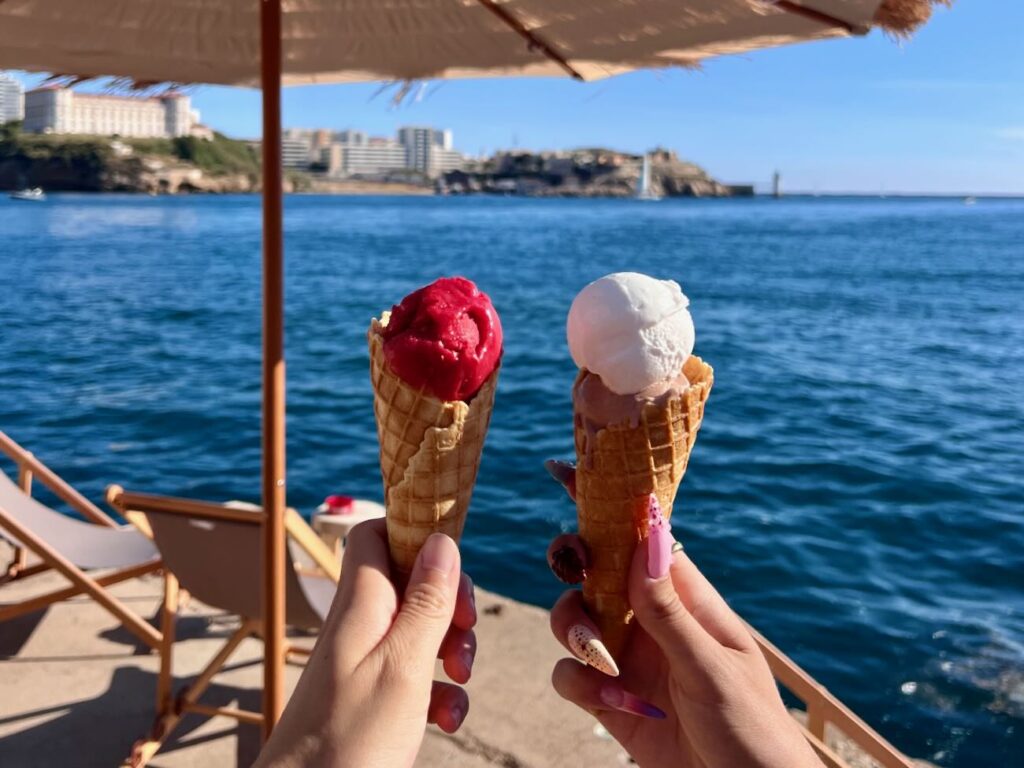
[574,355,713,658]
[369,314,498,577]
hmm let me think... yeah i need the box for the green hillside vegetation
[170,134,259,175]
[0,121,112,177]
[0,122,258,176]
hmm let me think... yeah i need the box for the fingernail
[646,494,673,580]
[567,624,619,677]
[599,684,666,720]
[544,459,577,500]
[420,533,457,575]
[459,647,475,674]
[548,534,588,584]
[450,704,465,728]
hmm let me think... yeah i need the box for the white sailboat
[636,153,661,201]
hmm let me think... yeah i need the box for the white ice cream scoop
[567,272,694,395]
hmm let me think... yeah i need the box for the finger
[376,533,461,682]
[667,549,755,653]
[547,533,588,584]
[328,518,399,666]
[552,658,665,721]
[628,500,720,678]
[439,626,476,685]
[427,681,469,734]
[452,572,477,632]
[544,459,577,500]
[549,589,618,676]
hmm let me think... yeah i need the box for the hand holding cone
[566,272,713,660]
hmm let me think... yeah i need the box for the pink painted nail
[646,494,673,580]
[599,684,667,720]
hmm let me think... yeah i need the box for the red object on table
[324,495,355,515]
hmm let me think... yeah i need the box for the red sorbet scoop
[382,277,503,401]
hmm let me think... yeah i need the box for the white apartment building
[23,86,195,138]
[289,124,465,177]
[339,138,408,176]
[397,126,459,177]
[0,72,23,124]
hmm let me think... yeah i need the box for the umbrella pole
[260,0,286,740]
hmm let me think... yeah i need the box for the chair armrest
[106,485,264,525]
[0,430,119,527]
[106,485,340,583]
[286,508,341,584]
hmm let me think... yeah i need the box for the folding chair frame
[0,431,162,648]
[107,487,339,767]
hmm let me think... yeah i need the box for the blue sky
[10,2,1023,194]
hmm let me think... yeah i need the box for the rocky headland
[441,147,752,198]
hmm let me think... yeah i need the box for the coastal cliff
[0,123,262,193]
[441,147,752,198]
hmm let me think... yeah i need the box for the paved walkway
[0,543,625,767]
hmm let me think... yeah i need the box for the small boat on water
[963,196,977,206]
[9,187,47,202]
[636,154,661,201]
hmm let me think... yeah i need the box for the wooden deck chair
[0,432,162,649]
[105,486,342,768]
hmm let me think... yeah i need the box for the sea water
[1,194,1021,766]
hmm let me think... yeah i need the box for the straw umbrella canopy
[0,0,946,737]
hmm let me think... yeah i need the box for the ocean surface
[1,194,1021,766]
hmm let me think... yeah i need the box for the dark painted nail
[547,533,588,584]
[544,459,577,500]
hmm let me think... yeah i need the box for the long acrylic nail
[544,459,577,500]
[567,624,619,677]
[646,494,673,580]
[599,684,666,719]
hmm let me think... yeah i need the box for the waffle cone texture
[574,355,713,659]
[369,314,499,577]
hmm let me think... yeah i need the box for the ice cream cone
[574,354,713,658]
[369,314,499,577]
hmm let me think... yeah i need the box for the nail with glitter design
[599,684,666,719]
[646,494,673,580]
[567,624,619,677]
[544,459,577,500]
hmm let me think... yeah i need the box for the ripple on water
[1,195,1022,767]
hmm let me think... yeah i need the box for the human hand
[545,461,822,768]
[255,519,476,768]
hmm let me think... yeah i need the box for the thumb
[628,497,717,678]
[380,533,461,680]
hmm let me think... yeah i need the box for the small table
[312,500,386,558]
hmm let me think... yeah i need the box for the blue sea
[1,194,1021,766]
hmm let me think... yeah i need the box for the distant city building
[338,137,407,176]
[23,86,196,138]
[281,135,313,168]
[281,124,465,177]
[320,144,344,175]
[397,126,460,177]
[0,72,24,124]
[334,129,367,146]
